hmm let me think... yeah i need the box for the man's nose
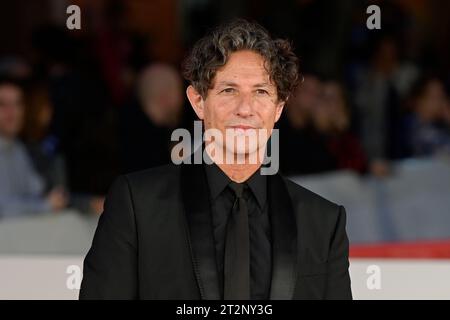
[235,93,253,117]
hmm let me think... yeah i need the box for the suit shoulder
[115,164,181,194]
[124,164,179,182]
[283,176,341,212]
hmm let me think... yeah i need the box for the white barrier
[0,256,448,300]
[349,259,450,299]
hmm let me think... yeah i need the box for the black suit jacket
[79,162,352,299]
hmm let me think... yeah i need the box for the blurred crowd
[0,0,449,219]
[279,71,450,176]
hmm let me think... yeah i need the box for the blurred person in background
[20,81,108,216]
[119,63,185,173]
[279,74,336,175]
[354,34,419,176]
[21,82,66,192]
[0,77,67,219]
[403,75,450,157]
[312,80,368,173]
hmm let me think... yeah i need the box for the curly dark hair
[182,19,300,102]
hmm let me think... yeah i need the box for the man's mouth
[228,125,256,131]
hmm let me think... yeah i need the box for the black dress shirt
[204,162,272,300]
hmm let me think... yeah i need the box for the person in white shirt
[0,77,67,219]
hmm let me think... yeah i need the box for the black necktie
[224,182,250,300]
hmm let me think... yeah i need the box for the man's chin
[222,146,262,165]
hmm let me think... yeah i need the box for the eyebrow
[215,81,272,88]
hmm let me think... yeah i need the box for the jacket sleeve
[79,175,138,299]
[325,205,352,299]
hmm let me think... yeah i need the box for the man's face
[139,66,183,127]
[0,84,24,139]
[187,50,284,160]
[418,80,449,121]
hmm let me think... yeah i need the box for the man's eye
[221,88,235,93]
[256,89,269,95]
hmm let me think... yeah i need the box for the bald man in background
[119,63,188,173]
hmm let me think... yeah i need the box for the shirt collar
[203,155,267,209]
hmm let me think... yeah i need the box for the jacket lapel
[268,173,298,300]
[181,161,221,299]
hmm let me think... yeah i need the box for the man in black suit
[80,19,352,300]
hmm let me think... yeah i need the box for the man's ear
[274,101,285,123]
[186,85,205,120]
